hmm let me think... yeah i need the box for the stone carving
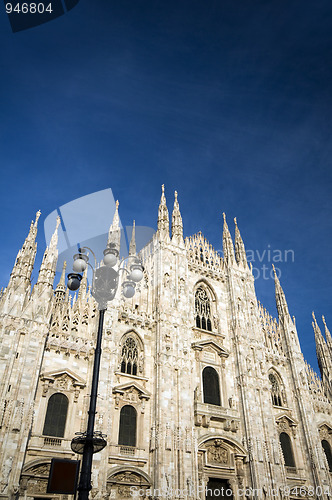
[116,472,140,483]
[55,373,71,390]
[118,485,132,497]
[12,399,24,432]
[276,416,297,438]
[163,273,170,287]
[27,478,48,494]
[31,463,51,475]
[185,427,192,453]
[0,456,13,492]
[124,387,139,403]
[206,439,229,465]
[318,424,331,440]
[165,422,172,450]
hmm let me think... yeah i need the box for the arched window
[195,287,212,331]
[269,373,283,406]
[118,405,137,447]
[121,337,139,376]
[203,367,221,406]
[42,393,68,437]
[280,432,295,468]
[322,440,332,472]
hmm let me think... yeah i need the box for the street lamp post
[67,239,144,500]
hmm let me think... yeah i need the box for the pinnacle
[129,220,136,256]
[34,210,41,225]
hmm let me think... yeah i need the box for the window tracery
[195,287,212,331]
[269,372,285,407]
[120,333,144,376]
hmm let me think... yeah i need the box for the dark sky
[1,0,332,372]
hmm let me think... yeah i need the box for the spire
[272,264,291,322]
[312,311,323,339]
[77,267,88,301]
[107,200,121,250]
[157,184,170,242]
[55,261,67,298]
[222,213,235,266]
[34,216,60,292]
[322,315,332,354]
[312,312,329,383]
[171,191,183,245]
[234,217,248,268]
[49,216,60,252]
[7,210,41,292]
[129,220,136,256]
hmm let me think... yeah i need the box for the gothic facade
[0,186,331,500]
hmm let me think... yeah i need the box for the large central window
[203,366,221,406]
[121,337,139,376]
[195,287,212,331]
[269,373,283,407]
[280,432,295,468]
[118,405,137,447]
[43,393,68,437]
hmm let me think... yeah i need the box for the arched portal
[206,478,233,499]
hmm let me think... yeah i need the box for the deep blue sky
[1,0,332,372]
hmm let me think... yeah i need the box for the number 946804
[6,3,53,14]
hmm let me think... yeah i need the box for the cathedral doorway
[206,478,233,499]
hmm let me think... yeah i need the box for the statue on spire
[171,191,183,246]
[107,200,121,251]
[234,217,248,268]
[222,213,235,266]
[32,215,60,297]
[272,264,291,323]
[129,220,136,256]
[1,210,41,314]
[157,184,170,242]
[322,315,332,354]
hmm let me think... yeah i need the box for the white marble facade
[0,187,331,500]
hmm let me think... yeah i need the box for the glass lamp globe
[122,281,135,298]
[128,265,143,282]
[103,252,117,267]
[73,257,88,273]
[67,273,82,291]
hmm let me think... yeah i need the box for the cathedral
[0,186,331,500]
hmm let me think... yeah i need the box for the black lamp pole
[77,308,105,500]
[68,240,143,499]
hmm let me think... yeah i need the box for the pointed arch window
[203,366,221,406]
[280,432,295,468]
[43,393,68,437]
[118,405,137,447]
[121,337,139,376]
[322,440,332,472]
[269,373,283,406]
[195,287,212,331]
